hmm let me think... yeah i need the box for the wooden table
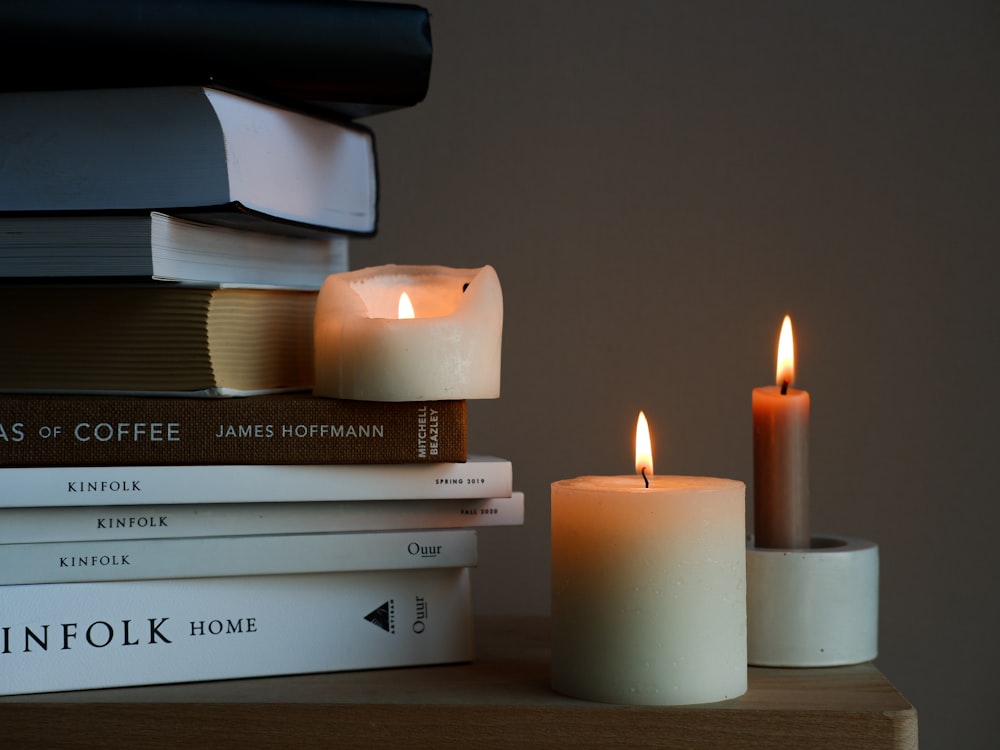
[0,616,917,749]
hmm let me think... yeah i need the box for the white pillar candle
[313,264,503,401]
[551,413,747,705]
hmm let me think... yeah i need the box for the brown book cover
[0,394,466,467]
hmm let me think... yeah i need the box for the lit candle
[313,264,503,401]
[550,412,747,706]
[752,314,810,549]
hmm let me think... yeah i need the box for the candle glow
[776,314,795,388]
[397,291,415,320]
[634,410,653,479]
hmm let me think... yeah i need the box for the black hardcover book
[0,0,432,120]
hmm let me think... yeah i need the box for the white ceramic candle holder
[746,534,878,667]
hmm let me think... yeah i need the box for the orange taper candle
[752,315,810,549]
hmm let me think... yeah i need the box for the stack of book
[0,0,522,696]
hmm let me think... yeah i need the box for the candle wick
[641,467,649,489]
[780,378,790,395]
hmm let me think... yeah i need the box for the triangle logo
[364,599,395,634]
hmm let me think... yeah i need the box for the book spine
[0,493,525,544]
[0,456,513,507]
[0,395,467,466]
[0,567,473,696]
[0,528,478,586]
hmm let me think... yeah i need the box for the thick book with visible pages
[0,211,348,287]
[0,0,433,120]
[0,566,473,696]
[0,284,317,396]
[0,527,478,585]
[0,394,467,466]
[0,86,378,234]
[0,493,525,544]
[0,455,514,508]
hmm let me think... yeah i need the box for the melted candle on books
[550,412,747,706]
[752,314,810,549]
[313,264,503,402]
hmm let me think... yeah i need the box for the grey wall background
[354,2,998,747]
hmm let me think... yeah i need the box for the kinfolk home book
[0,566,473,696]
[0,528,478,585]
[0,0,433,120]
[0,493,525,544]
[0,211,349,288]
[0,394,468,466]
[0,86,378,235]
[0,455,514,507]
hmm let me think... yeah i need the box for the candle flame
[775,314,795,388]
[635,411,653,480]
[397,292,415,319]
